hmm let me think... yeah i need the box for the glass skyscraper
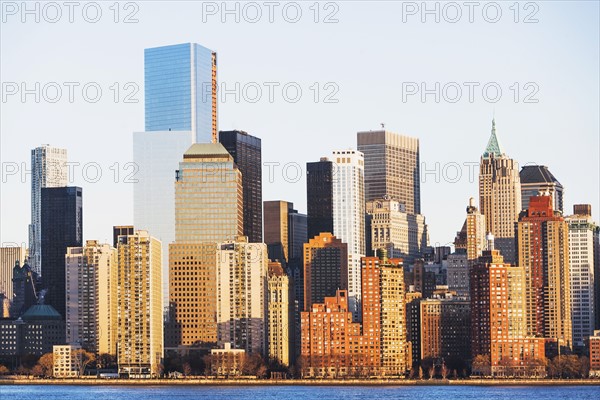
[145,43,218,143]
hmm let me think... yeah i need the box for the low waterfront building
[53,344,81,378]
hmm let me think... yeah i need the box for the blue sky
[1,1,599,247]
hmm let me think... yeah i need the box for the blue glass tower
[144,43,217,143]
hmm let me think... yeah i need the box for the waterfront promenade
[1,377,599,386]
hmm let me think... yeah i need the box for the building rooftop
[21,304,62,321]
[482,118,505,158]
[183,143,231,159]
[520,165,562,186]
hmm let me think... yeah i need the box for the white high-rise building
[566,205,598,350]
[332,149,365,320]
[216,239,267,356]
[29,145,67,275]
[65,240,117,357]
[133,131,194,303]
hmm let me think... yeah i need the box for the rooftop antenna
[381,123,385,129]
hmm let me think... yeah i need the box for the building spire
[483,118,505,158]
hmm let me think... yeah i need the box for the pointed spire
[483,118,505,158]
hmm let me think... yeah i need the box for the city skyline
[2,2,599,248]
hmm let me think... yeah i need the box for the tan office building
[65,241,117,357]
[267,261,291,366]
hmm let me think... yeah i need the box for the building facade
[0,246,26,315]
[65,241,117,357]
[166,243,218,350]
[145,42,218,143]
[357,130,420,214]
[565,205,598,351]
[454,198,487,262]
[216,239,268,356]
[366,198,428,264]
[306,158,334,240]
[267,262,291,366]
[517,195,572,348]
[303,232,348,311]
[53,344,81,378]
[116,231,163,377]
[29,145,67,275]
[478,119,521,263]
[219,130,262,243]
[590,330,600,377]
[332,149,365,320]
[175,143,243,243]
[41,186,83,319]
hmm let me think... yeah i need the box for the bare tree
[37,352,54,377]
[72,349,95,376]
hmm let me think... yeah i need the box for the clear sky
[1,1,599,248]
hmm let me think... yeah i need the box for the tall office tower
[454,198,487,262]
[134,130,194,301]
[306,158,334,240]
[332,149,365,320]
[405,291,423,368]
[112,226,134,248]
[366,197,428,264]
[362,250,408,375]
[267,262,291,366]
[446,253,469,299]
[520,165,564,213]
[116,231,163,377]
[65,241,117,357]
[0,246,26,308]
[303,232,348,311]
[166,242,218,350]
[219,130,262,243]
[41,186,82,318]
[478,119,521,263]
[517,195,572,348]
[419,296,471,364]
[175,143,243,243]
[10,259,38,318]
[216,239,268,355]
[357,130,420,214]
[566,205,599,351]
[470,249,545,376]
[288,210,308,265]
[29,145,67,275]
[145,43,218,142]
[264,201,293,263]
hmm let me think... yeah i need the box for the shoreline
[1,378,599,386]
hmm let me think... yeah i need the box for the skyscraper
[219,130,262,243]
[133,130,194,301]
[29,145,67,275]
[565,205,598,351]
[116,230,163,377]
[145,43,218,143]
[470,249,545,376]
[303,232,348,311]
[41,186,82,319]
[306,158,334,240]
[332,149,365,320]
[166,242,218,350]
[517,195,572,348]
[357,130,420,214]
[479,119,521,263]
[267,261,291,366]
[264,201,293,263]
[454,197,487,262]
[366,197,428,264]
[216,239,268,355]
[520,165,564,213]
[175,143,243,243]
[65,241,117,357]
[0,246,26,311]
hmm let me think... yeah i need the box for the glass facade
[145,43,217,143]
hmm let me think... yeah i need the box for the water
[0,385,598,400]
